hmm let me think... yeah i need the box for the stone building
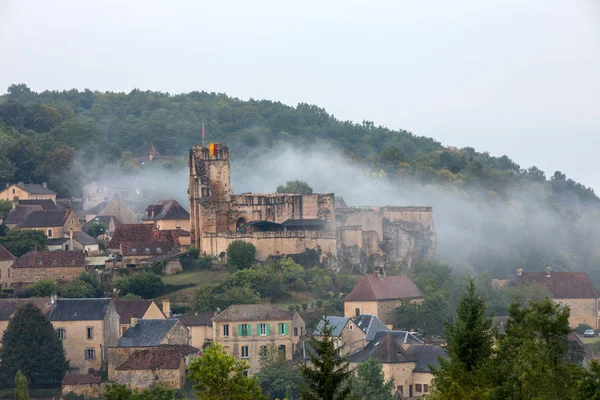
[143,199,190,233]
[49,298,120,374]
[513,266,598,329]
[0,182,56,202]
[82,177,141,211]
[115,299,166,336]
[61,374,104,399]
[343,270,423,325]
[188,144,337,264]
[3,199,59,229]
[11,207,81,242]
[84,198,137,225]
[0,245,16,289]
[180,312,213,349]
[212,304,305,375]
[10,251,87,286]
[313,316,366,356]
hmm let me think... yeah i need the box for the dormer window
[38,260,43,265]
[156,247,162,253]
[131,248,137,254]
[145,248,150,254]
[52,260,57,265]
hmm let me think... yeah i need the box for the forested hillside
[1,83,599,283]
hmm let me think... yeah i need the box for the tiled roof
[116,347,183,370]
[158,344,200,356]
[116,300,156,324]
[0,244,16,261]
[4,205,42,226]
[50,298,112,321]
[73,231,99,246]
[121,241,172,256]
[354,314,390,341]
[179,312,213,327]
[0,298,53,320]
[409,344,446,372]
[514,271,597,299]
[313,316,350,337]
[118,319,180,347]
[344,274,424,302]
[17,200,58,210]
[13,251,85,268]
[46,238,69,246]
[85,201,109,214]
[107,224,180,250]
[142,251,188,264]
[143,199,190,221]
[62,374,101,385]
[19,209,69,228]
[213,304,291,322]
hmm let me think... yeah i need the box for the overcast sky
[1,1,599,189]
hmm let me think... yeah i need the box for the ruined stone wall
[114,362,184,389]
[344,212,384,238]
[201,231,337,262]
[62,383,105,398]
[341,227,362,248]
[11,266,85,285]
[382,206,434,229]
[160,321,190,345]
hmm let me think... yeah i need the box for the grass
[581,335,600,344]
[162,269,229,286]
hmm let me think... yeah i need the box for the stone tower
[188,144,231,249]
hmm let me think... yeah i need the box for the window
[223,324,230,337]
[47,229,53,238]
[144,247,150,254]
[415,384,422,393]
[258,323,268,336]
[355,308,360,317]
[243,370,249,377]
[349,324,354,331]
[278,344,286,354]
[241,345,249,358]
[397,386,403,395]
[86,327,94,340]
[239,324,251,336]
[56,328,65,340]
[85,348,96,360]
[424,384,429,393]
[131,248,137,254]
[156,247,162,253]
[294,327,298,337]
[277,323,289,336]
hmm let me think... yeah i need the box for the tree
[299,318,353,400]
[427,278,494,400]
[61,277,96,298]
[348,360,394,400]
[0,199,12,219]
[0,303,68,387]
[227,241,256,270]
[187,342,266,400]
[579,360,600,400]
[0,229,47,257]
[114,271,164,299]
[276,180,313,194]
[25,278,57,297]
[256,345,301,399]
[15,370,30,400]
[86,221,107,238]
[395,292,454,336]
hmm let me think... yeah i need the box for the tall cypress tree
[299,318,353,400]
[0,303,68,388]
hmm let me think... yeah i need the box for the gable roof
[73,230,99,246]
[17,199,58,210]
[13,251,86,268]
[0,244,16,261]
[142,251,188,265]
[19,209,70,228]
[4,204,43,226]
[313,316,351,337]
[50,298,112,321]
[118,319,180,347]
[107,224,180,250]
[121,241,172,257]
[354,314,390,341]
[514,271,597,299]
[213,304,291,322]
[143,199,190,221]
[0,298,53,320]
[344,274,424,302]
[115,347,184,370]
[409,344,446,372]
[179,312,213,327]
[116,300,158,324]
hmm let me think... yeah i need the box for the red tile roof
[115,300,155,324]
[115,347,184,370]
[13,251,85,268]
[107,224,180,250]
[514,272,597,299]
[121,241,172,256]
[0,244,16,261]
[62,374,101,385]
[214,304,292,322]
[344,274,424,302]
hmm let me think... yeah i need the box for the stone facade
[556,298,598,329]
[380,363,432,398]
[0,258,14,289]
[114,362,185,389]
[11,265,86,285]
[344,298,422,324]
[0,183,56,201]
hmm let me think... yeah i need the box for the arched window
[236,218,247,232]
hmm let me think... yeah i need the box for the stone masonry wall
[11,266,85,285]
[114,362,184,389]
[53,319,105,373]
[556,298,598,329]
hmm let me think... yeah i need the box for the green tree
[15,370,30,400]
[61,277,96,298]
[579,360,600,400]
[86,221,107,238]
[427,278,494,400]
[395,292,454,336]
[256,345,301,399]
[104,383,132,400]
[0,229,47,257]
[226,241,256,270]
[25,278,57,297]
[187,342,267,400]
[115,271,164,299]
[276,180,314,194]
[299,318,353,400]
[348,360,394,400]
[0,303,68,387]
[0,199,12,219]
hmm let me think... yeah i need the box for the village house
[17,207,81,241]
[3,199,59,229]
[49,298,120,374]
[143,199,190,232]
[212,304,305,375]
[85,215,121,240]
[0,297,55,345]
[0,182,56,202]
[343,269,424,325]
[113,345,198,390]
[84,198,137,225]
[107,224,182,267]
[179,312,214,349]
[10,251,87,286]
[82,177,141,211]
[353,314,392,341]
[0,245,16,289]
[347,331,444,399]
[115,299,166,336]
[512,266,598,329]
[313,316,366,356]
[61,374,103,399]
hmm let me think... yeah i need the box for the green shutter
[238,324,243,336]
[266,324,270,336]
[256,323,261,335]
[278,323,282,335]
[284,323,289,335]
[247,324,252,336]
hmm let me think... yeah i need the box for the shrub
[114,271,164,299]
[575,323,593,334]
[302,303,308,311]
[226,240,257,270]
[188,246,200,259]
[25,279,57,297]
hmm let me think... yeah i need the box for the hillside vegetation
[1,84,599,282]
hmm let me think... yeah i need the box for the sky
[0,0,599,189]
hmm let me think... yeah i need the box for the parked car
[584,329,595,337]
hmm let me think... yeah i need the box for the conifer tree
[15,370,30,400]
[299,318,353,400]
[0,303,68,388]
[349,360,394,400]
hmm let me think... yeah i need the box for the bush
[188,246,200,259]
[25,279,57,297]
[114,271,164,299]
[226,241,256,270]
[301,303,308,311]
[575,323,593,334]
[316,300,323,308]
[197,256,212,269]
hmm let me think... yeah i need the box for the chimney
[131,315,138,328]
[546,264,552,277]
[376,267,386,280]
[163,299,171,318]
[50,293,57,304]
[42,182,47,189]
[517,267,523,277]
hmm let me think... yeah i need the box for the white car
[584,329,595,337]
